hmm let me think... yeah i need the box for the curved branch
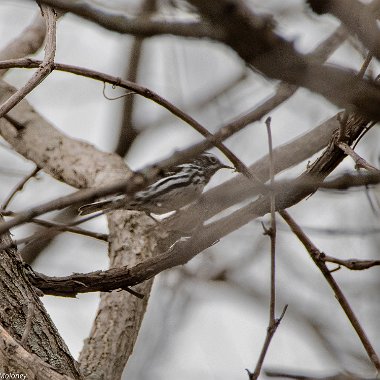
[308,0,380,60]
[0,59,248,173]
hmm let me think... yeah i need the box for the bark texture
[0,217,81,378]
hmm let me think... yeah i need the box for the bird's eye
[209,156,217,164]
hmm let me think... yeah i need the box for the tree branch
[189,0,380,120]
[307,0,380,60]
[28,115,370,298]
[0,59,249,174]
[0,216,81,378]
[280,210,380,371]
[35,0,223,39]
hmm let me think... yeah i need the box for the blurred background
[1,1,380,379]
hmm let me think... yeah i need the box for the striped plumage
[78,152,233,215]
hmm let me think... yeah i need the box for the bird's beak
[222,164,235,171]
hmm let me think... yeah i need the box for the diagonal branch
[35,0,223,39]
[0,324,76,380]
[188,0,380,120]
[307,0,380,60]
[29,115,370,297]
[280,209,380,371]
[1,166,40,210]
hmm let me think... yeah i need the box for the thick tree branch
[189,0,380,120]
[28,115,370,298]
[0,324,76,380]
[322,255,380,270]
[35,0,223,39]
[0,218,81,378]
[308,0,380,60]
[163,115,341,232]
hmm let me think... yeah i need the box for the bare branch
[248,306,288,380]
[280,210,380,371]
[337,142,380,173]
[307,0,380,61]
[0,59,249,175]
[35,0,223,39]
[266,369,377,380]
[27,115,372,299]
[0,211,107,250]
[265,116,277,323]
[115,0,157,157]
[322,255,380,270]
[248,117,286,380]
[1,166,40,210]
[188,0,380,120]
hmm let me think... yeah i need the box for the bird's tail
[78,200,115,215]
[79,193,131,215]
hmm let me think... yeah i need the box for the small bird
[78,152,234,216]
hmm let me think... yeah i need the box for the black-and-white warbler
[78,152,233,215]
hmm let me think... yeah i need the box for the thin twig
[1,166,40,210]
[248,117,282,380]
[358,52,373,78]
[338,52,373,141]
[0,213,105,251]
[280,209,380,371]
[35,0,223,39]
[337,142,380,173]
[247,306,288,380]
[322,255,380,270]
[266,116,276,323]
[265,369,377,379]
[115,0,156,157]
[352,121,376,150]
[338,110,349,142]
[1,210,108,241]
